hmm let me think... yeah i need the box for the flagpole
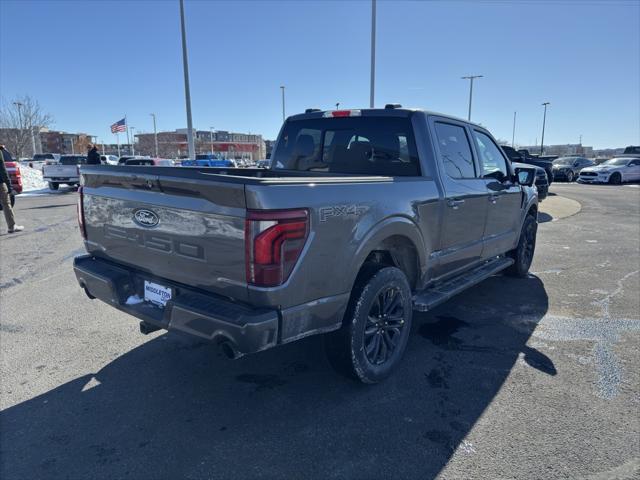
[116,132,121,157]
[125,115,131,155]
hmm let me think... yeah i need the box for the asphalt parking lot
[1,183,639,480]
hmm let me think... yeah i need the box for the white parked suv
[578,157,640,184]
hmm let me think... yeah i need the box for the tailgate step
[412,256,514,312]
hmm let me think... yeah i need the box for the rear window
[60,156,87,165]
[272,116,420,176]
[126,159,154,166]
[33,154,55,161]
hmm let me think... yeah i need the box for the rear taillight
[77,186,87,239]
[245,209,309,287]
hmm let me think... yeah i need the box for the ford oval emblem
[133,209,159,228]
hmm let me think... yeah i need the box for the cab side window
[473,130,509,179]
[433,122,476,179]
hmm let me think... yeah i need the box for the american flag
[111,118,126,133]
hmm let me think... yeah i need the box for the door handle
[447,199,465,209]
[489,194,499,204]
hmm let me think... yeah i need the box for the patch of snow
[19,166,49,192]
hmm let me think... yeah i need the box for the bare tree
[0,95,54,159]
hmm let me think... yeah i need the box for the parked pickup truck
[42,155,87,190]
[74,107,538,383]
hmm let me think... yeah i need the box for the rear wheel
[608,172,622,185]
[566,171,574,182]
[48,182,59,191]
[325,266,413,383]
[506,214,537,278]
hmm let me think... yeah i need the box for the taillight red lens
[245,209,309,287]
[77,186,87,239]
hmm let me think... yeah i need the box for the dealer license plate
[144,280,172,306]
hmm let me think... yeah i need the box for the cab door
[470,129,523,258]
[430,119,489,279]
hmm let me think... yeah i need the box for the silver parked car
[578,157,640,184]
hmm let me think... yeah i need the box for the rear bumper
[44,177,80,183]
[73,255,279,356]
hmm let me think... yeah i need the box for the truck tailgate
[81,168,248,302]
[44,165,79,178]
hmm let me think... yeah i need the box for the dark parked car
[503,146,554,185]
[502,147,549,199]
[552,156,594,182]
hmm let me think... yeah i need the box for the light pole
[179,0,195,159]
[370,0,376,108]
[210,126,215,155]
[335,102,340,110]
[461,75,483,121]
[130,127,136,156]
[540,102,550,155]
[280,86,285,123]
[512,111,517,148]
[150,113,158,157]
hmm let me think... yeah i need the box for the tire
[608,172,622,185]
[566,171,574,182]
[325,266,413,384]
[506,214,538,278]
[48,182,59,191]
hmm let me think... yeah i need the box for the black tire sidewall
[346,267,412,383]
[508,214,537,277]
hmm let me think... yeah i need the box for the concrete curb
[539,195,582,223]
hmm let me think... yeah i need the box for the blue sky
[1,0,638,149]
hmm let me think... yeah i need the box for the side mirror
[515,167,536,187]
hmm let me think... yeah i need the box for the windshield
[553,157,577,165]
[272,116,420,176]
[602,158,631,166]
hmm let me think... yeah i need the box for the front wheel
[566,171,574,182]
[608,172,622,185]
[48,182,59,191]
[506,214,538,278]
[325,266,413,384]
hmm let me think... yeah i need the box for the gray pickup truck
[74,107,538,383]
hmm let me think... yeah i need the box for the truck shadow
[0,275,549,480]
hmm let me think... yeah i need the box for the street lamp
[179,0,195,159]
[461,75,483,121]
[335,102,340,110]
[210,126,215,155]
[130,127,136,156]
[150,113,158,157]
[280,86,286,123]
[512,111,517,148]
[370,0,376,108]
[540,102,550,155]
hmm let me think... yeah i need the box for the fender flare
[346,215,428,291]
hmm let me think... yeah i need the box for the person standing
[86,144,101,165]
[0,146,24,233]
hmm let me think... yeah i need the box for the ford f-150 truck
[43,155,88,190]
[74,107,538,383]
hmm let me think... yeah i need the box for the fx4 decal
[319,205,368,222]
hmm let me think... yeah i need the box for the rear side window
[434,122,476,179]
[272,116,420,176]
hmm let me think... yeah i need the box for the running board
[412,256,514,312]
